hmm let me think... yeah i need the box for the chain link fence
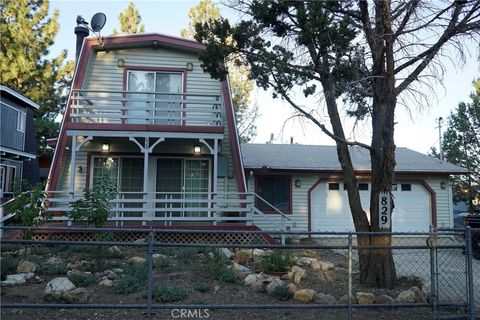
[0,226,477,320]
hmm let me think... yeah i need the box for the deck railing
[69,89,223,126]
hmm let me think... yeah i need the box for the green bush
[47,263,68,276]
[153,284,188,302]
[1,255,19,280]
[113,275,142,294]
[272,284,293,301]
[68,272,96,287]
[125,263,147,281]
[262,251,295,273]
[193,281,209,293]
[205,251,236,283]
[154,256,171,269]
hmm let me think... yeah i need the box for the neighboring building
[0,85,40,202]
[242,144,468,232]
[46,31,466,232]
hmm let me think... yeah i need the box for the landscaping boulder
[293,289,315,303]
[67,260,89,270]
[219,248,234,259]
[67,270,92,277]
[317,260,335,271]
[314,293,337,304]
[251,280,266,293]
[129,256,146,264]
[112,268,124,274]
[266,278,285,295]
[396,289,416,303]
[44,277,76,301]
[104,270,118,280]
[231,262,251,273]
[339,294,357,304]
[98,279,113,287]
[296,257,316,267]
[252,249,265,262]
[410,286,427,303]
[375,294,395,304]
[287,266,306,285]
[244,273,264,286]
[1,273,34,286]
[107,246,122,255]
[16,260,36,273]
[46,257,64,265]
[63,287,88,303]
[287,283,298,295]
[356,292,375,304]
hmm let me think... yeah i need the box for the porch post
[143,138,149,226]
[70,136,77,195]
[213,139,218,194]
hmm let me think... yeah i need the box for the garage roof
[241,144,468,174]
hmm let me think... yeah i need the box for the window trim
[254,175,292,214]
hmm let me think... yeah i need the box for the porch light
[193,145,201,154]
[117,58,125,68]
[186,62,194,71]
[102,143,110,152]
[440,181,447,189]
[295,179,302,188]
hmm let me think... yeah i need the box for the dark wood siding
[0,97,25,151]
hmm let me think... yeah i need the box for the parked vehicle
[465,213,480,259]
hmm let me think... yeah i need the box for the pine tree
[181,0,257,142]
[1,0,74,157]
[112,2,145,34]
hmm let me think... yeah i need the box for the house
[46,30,466,233]
[0,86,40,203]
[242,144,468,233]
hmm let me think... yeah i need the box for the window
[127,70,183,125]
[401,184,412,191]
[0,165,16,196]
[17,111,26,132]
[92,157,119,186]
[358,183,369,191]
[328,183,340,190]
[256,176,291,213]
[392,184,398,191]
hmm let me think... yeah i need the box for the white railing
[69,89,223,126]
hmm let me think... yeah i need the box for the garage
[310,181,431,232]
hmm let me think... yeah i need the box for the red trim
[65,122,224,133]
[221,80,246,193]
[254,175,292,214]
[306,178,438,232]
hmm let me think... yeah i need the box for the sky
[49,0,479,154]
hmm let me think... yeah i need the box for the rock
[1,274,28,286]
[339,294,357,304]
[311,260,322,272]
[231,262,252,273]
[244,273,265,286]
[67,270,92,277]
[98,279,113,287]
[16,260,36,273]
[67,260,89,270]
[296,257,317,267]
[152,253,169,267]
[236,249,253,258]
[334,267,349,275]
[14,248,32,256]
[356,292,375,304]
[317,260,335,271]
[44,278,76,301]
[112,268,124,274]
[213,285,221,294]
[293,289,315,303]
[252,249,265,262]
[63,287,88,304]
[396,289,416,303]
[46,257,64,265]
[375,294,395,304]
[104,270,118,280]
[129,256,146,264]
[107,246,122,255]
[133,238,146,243]
[323,270,335,282]
[251,280,266,293]
[410,286,427,303]
[33,275,43,283]
[219,248,234,259]
[287,283,297,295]
[314,293,337,304]
[287,266,306,285]
[266,278,284,295]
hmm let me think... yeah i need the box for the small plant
[272,284,293,301]
[47,263,68,276]
[193,281,210,293]
[176,247,201,264]
[153,284,188,302]
[113,275,142,294]
[6,181,51,240]
[68,272,96,287]
[1,255,19,280]
[67,175,117,227]
[262,251,295,273]
[154,256,171,269]
[205,251,236,283]
[124,262,147,281]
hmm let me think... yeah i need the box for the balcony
[68,89,223,129]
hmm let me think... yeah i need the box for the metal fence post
[465,227,475,320]
[146,231,154,320]
[428,225,438,320]
[348,232,353,320]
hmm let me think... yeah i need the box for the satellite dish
[90,13,106,32]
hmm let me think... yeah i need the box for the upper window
[17,111,26,132]
[401,184,412,191]
[328,183,340,190]
[343,183,369,191]
[256,176,291,213]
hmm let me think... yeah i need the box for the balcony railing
[69,89,223,127]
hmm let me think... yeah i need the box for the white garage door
[311,182,431,233]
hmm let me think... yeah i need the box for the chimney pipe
[74,16,89,63]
